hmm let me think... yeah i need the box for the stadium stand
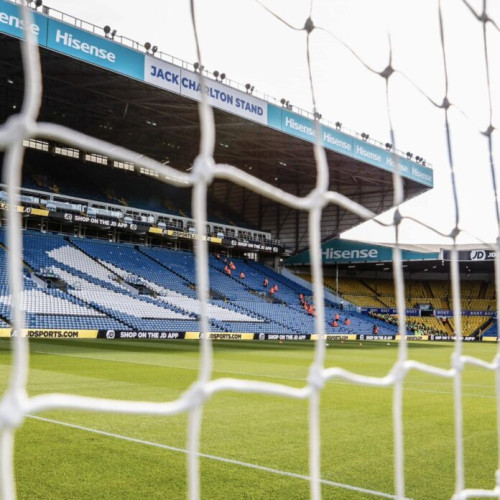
[0,227,401,336]
[315,274,496,336]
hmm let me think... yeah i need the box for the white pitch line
[27,415,408,499]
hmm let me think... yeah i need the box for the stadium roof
[0,1,434,253]
[285,238,495,276]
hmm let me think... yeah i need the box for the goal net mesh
[0,1,499,499]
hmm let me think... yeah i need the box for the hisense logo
[55,29,116,62]
[322,248,378,260]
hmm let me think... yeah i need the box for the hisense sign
[286,238,439,265]
[322,248,379,261]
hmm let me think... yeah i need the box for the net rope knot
[183,381,210,410]
[306,187,329,211]
[451,353,464,373]
[392,360,410,386]
[307,364,325,391]
[0,114,34,148]
[0,391,26,430]
[190,154,215,185]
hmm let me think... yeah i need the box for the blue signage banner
[322,126,354,157]
[363,307,421,316]
[46,19,144,80]
[268,104,433,188]
[267,103,282,131]
[280,110,317,143]
[434,309,496,318]
[286,238,440,265]
[0,0,48,43]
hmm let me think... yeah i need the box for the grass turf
[0,339,497,499]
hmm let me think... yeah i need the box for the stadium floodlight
[152,46,158,55]
[314,111,322,120]
[406,151,413,159]
[34,0,42,8]
[280,98,286,106]
[245,83,255,94]
[144,42,152,53]
[220,73,226,81]
[335,121,342,130]
[245,83,251,92]
[193,62,200,71]
[103,25,111,37]
[111,29,117,39]
[361,132,369,141]
[213,70,220,80]
[385,142,392,150]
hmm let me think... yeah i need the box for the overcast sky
[38,0,500,246]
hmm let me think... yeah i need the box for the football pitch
[0,339,497,499]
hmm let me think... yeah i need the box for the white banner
[144,55,181,93]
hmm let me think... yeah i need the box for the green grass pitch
[0,339,497,499]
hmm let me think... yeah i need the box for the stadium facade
[0,0,495,341]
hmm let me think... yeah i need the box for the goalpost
[1,1,499,499]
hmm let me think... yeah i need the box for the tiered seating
[19,232,203,330]
[448,316,488,336]
[404,316,448,335]
[158,296,262,323]
[73,239,197,298]
[0,228,411,336]
[323,277,388,308]
[71,239,264,328]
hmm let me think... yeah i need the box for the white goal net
[0,1,499,499]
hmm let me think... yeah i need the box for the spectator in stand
[263,278,269,288]
[229,261,236,271]
[215,253,220,260]
[334,312,340,322]
[224,265,229,274]
[274,284,279,292]
[344,317,350,326]
[239,271,245,279]
[307,304,315,316]
[372,324,379,335]
[269,287,275,296]
[332,320,338,327]
[303,301,308,311]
